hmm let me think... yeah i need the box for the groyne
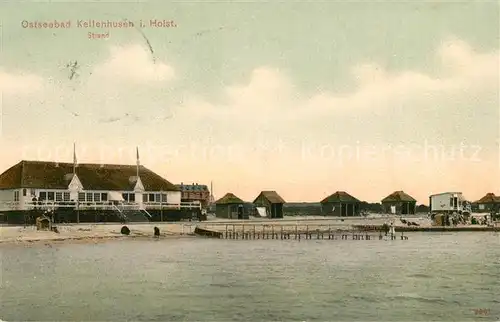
[353,224,500,232]
[194,223,409,240]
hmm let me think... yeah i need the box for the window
[123,193,136,202]
[56,192,63,202]
[450,197,453,207]
[63,192,70,201]
[86,193,93,202]
[101,193,108,201]
[39,191,47,200]
[155,194,160,202]
[161,194,167,203]
[14,191,20,201]
[47,192,55,201]
[149,193,155,202]
[143,194,148,203]
[94,193,101,202]
[22,188,27,196]
[78,193,86,201]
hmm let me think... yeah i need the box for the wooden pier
[194,224,409,241]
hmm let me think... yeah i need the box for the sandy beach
[0,222,198,245]
[1,214,496,244]
[0,216,408,244]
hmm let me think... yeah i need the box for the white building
[429,192,469,214]
[0,160,199,224]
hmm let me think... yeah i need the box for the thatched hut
[215,193,247,219]
[320,191,361,216]
[381,191,417,215]
[473,193,500,213]
[253,191,286,219]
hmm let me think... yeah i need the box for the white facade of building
[429,192,468,213]
[0,161,191,213]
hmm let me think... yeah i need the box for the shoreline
[0,223,197,245]
[352,224,499,232]
[1,217,497,245]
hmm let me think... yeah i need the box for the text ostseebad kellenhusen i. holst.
[20,19,177,40]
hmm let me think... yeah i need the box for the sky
[0,1,499,204]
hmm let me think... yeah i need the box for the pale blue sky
[0,1,498,203]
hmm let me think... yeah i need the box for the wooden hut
[381,191,417,215]
[473,193,500,213]
[215,193,247,219]
[320,191,361,217]
[253,191,286,219]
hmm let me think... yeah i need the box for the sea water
[1,232,499,321]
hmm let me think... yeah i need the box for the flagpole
[73,142,79,224]
[73,142,77,175]
[136,146,140,179]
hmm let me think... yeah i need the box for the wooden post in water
[306,225,309,239]
[225,224,228,239]
[281,226,284,240]
[242,225,245,240]
[295,224,298,240]
[272,225,275,239]
[253,225,256,239]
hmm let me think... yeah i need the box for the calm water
[1,232,499,321]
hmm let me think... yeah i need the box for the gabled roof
[0,160,179,191]
[253,191,286,204]
[474,193,500,204]
[215,193,244,205]
[381,191,416,203]
[321,191,360,204]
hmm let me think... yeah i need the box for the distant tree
[416,204,429,213]
[359,202,383,213]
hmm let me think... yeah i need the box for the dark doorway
[237,205,243,219]
[402,203,408,215]
[347,204,354,216]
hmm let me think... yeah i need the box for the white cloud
[178,38,498,122]
[225,67,294,105]
[91,44,175,83]
[301,38,499,117]
[0,70,43,95]
[1,37,497,144]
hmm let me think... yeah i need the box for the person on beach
[382,222,389,236]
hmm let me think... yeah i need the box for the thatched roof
[321,191,360,204]
[474,193,500,204]
[215,193,244,205]
[381,191,416,203]
[0,160,179,191]
[253,191,285,204]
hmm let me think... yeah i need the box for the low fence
[0,200,202,211]
[194,224,408,241]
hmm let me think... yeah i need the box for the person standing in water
[389,222,396,240]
